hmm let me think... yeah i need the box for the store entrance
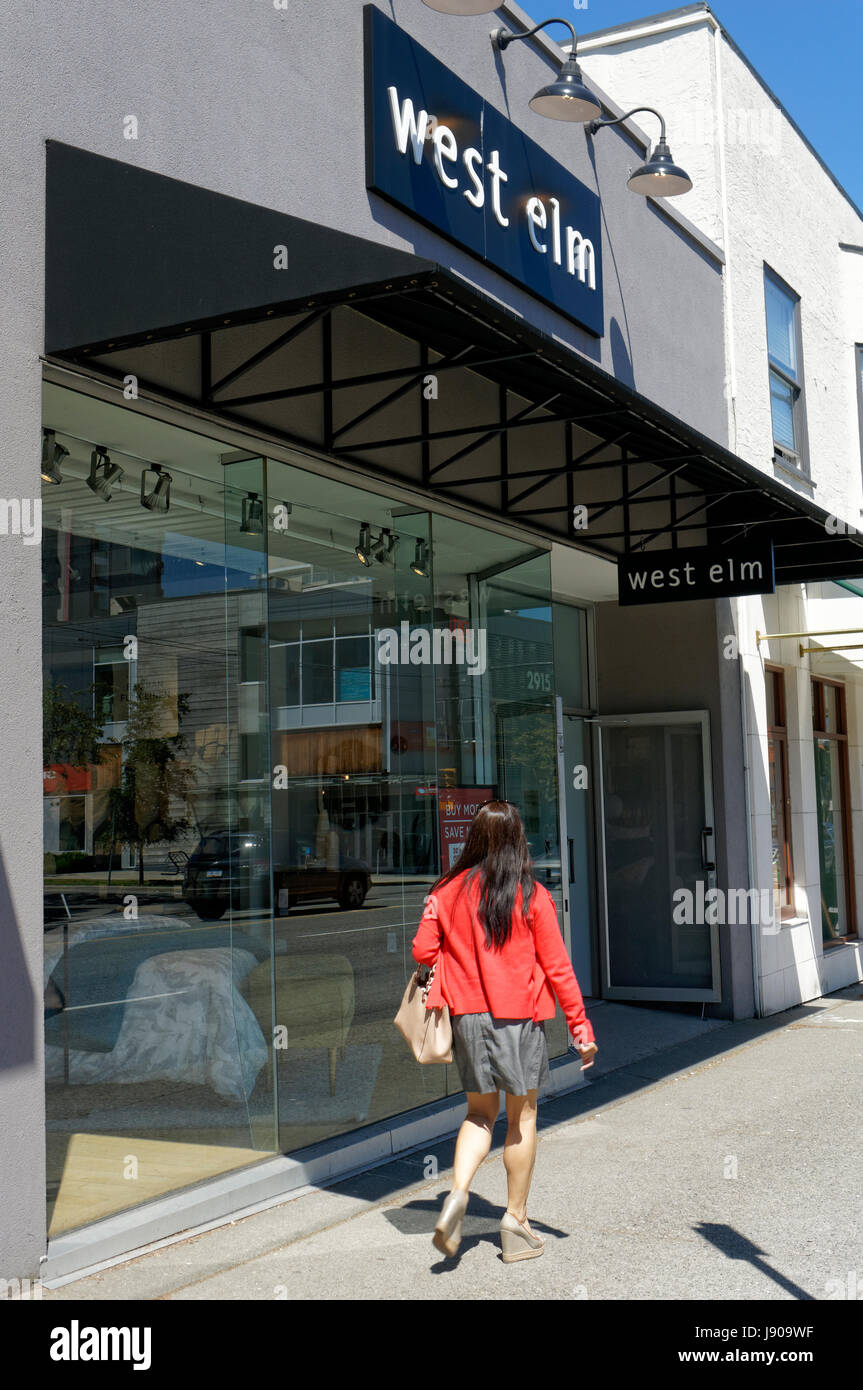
[596,712,721,1003]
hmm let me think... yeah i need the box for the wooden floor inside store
[46,1132,273,1236]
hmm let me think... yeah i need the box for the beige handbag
[394,961,453,1064]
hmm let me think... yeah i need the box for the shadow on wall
[609,317,635,389]
[0,845,36,1070]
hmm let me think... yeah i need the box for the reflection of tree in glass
[98,684,196,886]
[502,711,557,830]
[43,680,104,767]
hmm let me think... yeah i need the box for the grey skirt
[450,1012,551,1097]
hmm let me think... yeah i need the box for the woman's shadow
[384,1193,568,1271]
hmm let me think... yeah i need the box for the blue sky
[521,0,863,210]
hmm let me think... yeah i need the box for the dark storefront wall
[594,598,752,1017]
[41,380,579,1237]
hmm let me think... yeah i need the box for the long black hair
[430,800,536,950]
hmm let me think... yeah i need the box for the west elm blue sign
[364,5,604,337]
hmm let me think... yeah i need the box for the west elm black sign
[364,5,603,337]
[618,542,775,606]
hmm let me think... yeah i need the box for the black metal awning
[45,141,863,585]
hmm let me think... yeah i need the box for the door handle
[701,826,716,873]
[568,838,575,882]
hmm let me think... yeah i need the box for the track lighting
[86,446,124,502]
[356,523,400,567]
[41,429,68,486]
[410,539,430,578]
[589,109,693,197]
[140,462,172,513]
[356,522,372,565]
[490,19,602,124]
[240,491,265,536]
[373,528,396,565]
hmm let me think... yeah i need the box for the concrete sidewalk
[44,987,863,1301]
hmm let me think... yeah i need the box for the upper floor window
[764,266,807,474]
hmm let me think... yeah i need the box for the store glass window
[41,381,572,1235]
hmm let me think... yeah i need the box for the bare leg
[451,1090,500,1193]
[503,1090,539,1232]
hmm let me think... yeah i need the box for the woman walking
[412,800,597,1263]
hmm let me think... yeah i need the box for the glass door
[596,711,720,1002]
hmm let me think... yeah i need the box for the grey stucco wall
[0,0,729,1271]
[595,597,753,1020]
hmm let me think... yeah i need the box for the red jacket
[411,870,595,1045]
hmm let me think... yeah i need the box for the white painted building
[578,3,863,1012]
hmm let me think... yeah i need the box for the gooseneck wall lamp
[490,19,602,124]
[591,108,692,197]
[423,7,694,198]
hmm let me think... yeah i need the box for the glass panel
[765,275,798,376]
[602,721,713,992]
[41,386,278,1237]
[770,370,797,451]
[553,603,589,710]
[264,473,443,1145]
[477,550,568,1058]
[815,737,847,940]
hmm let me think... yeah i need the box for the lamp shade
[528,57,602,123]
[627,139,692,197]
[356,522,372,565]
[422,0,500,12]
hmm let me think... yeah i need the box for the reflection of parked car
[529,841,562,890]
[183,831,371,921]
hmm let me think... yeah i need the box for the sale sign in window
[438,788,493,869]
